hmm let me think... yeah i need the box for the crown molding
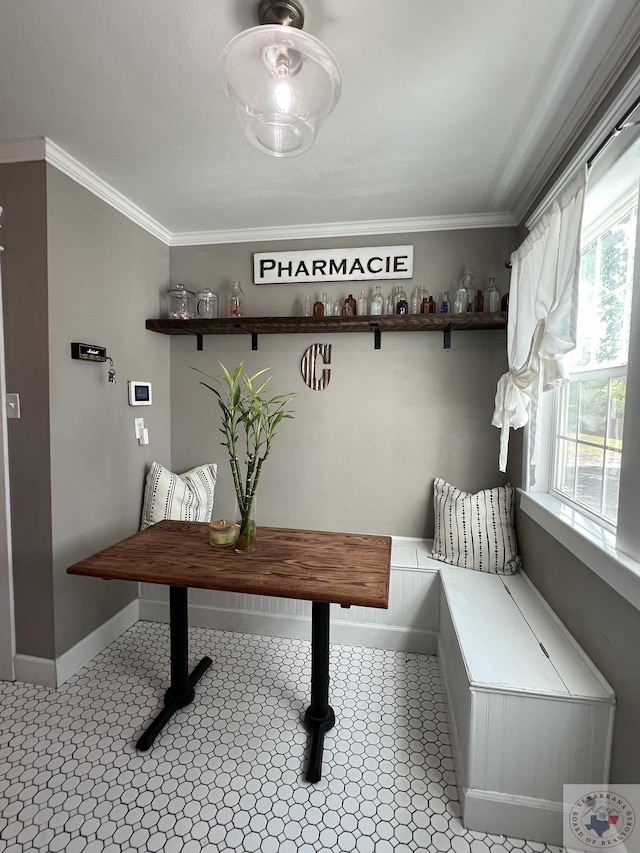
[0,137,516,246]
[43,139,172,244]
[0,137,172,244]
[513,19,640,226]
[169,211,518,246]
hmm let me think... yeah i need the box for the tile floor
[0,621,567,853]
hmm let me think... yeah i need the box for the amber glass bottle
[344,294,357,315]
[474,290,484,312]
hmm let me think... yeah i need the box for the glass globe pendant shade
[220,24,342,157]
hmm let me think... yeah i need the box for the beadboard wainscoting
[139,537,441,655]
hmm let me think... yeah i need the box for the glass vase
[235,495,257,553]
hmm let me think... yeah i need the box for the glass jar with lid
[196,288,219,319]
[167,284,195,319]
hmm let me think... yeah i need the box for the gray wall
[46,166,172,656]
[170,229,515,537]
[515,501,640,783]
[0,161,55,659]
[0,162,172,661]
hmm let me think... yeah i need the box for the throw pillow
[431,478,521,574]
[140,461,217,530]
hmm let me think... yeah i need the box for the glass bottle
[485,277,500,312]
[474,289,484,312]
[453,282,468,314]
[501,290,510,312]
[313,298,324,317]
[357,290,368,316]
[458,266,474,312]
[410,286,421,314]
[229,281,244,317]
[344,294,357,315]
[428,294,436,313]
[322,292,332,315]
[334,297,343,316]
[441,291,449,313]
[396,285,409,315]
[420,292,429,314]
[303,293,313,317]
[371,285,384,316]
[385,287,395,315]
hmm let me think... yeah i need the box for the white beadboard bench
[437,563,615,847]
[139,535,615,846]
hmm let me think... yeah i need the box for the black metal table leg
[136,585,212,751]
[304,601,335,782]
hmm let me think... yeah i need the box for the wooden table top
[67,521,391,609]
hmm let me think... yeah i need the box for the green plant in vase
[196,363,296,552]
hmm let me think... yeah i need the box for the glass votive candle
[208,519,238,547]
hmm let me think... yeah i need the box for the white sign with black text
[253,245,414,284]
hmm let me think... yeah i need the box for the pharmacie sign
[253,245,414,284]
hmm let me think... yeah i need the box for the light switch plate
[6,393,20,419]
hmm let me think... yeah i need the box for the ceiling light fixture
[220,0,342,158]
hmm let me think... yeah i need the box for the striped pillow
[432,478,521,574]
[140,462,217,530]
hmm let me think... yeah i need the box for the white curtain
[492,168,587,482]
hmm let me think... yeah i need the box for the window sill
[518,490,640,612]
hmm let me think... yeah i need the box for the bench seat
[437,565,615,846]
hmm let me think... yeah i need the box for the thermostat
[128,381,152,406]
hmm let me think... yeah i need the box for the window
[518,117,640,609]
[551,198,636,526]
[545,129,640,538]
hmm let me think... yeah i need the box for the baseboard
[463,788,564,847]
[14,598,140,689]
[139,600,437,655]
[56,598,140,686]
[14,653,58,688]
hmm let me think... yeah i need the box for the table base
[136,655,212,751]
[135,591,336,781]
[136,586,212,752]
[303,601,335,782]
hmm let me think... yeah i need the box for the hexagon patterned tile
[0,622,569,852]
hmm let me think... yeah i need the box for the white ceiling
[0,0,638,244]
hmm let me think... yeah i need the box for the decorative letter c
[301,344,332,391]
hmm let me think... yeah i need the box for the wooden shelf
[145,312,507,350]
